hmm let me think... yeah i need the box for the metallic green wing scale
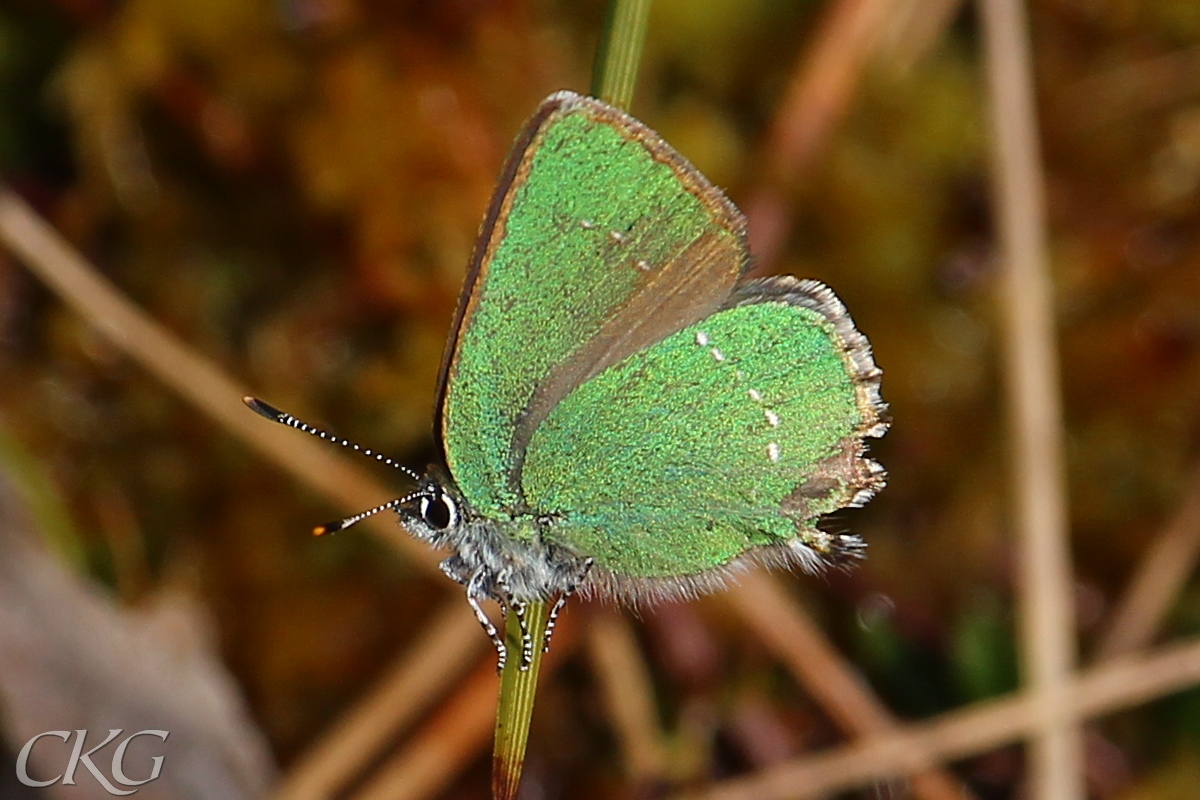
[250,91,887,668]
[522,277,887,601]
[439,91,747,518]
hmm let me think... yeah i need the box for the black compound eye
[419,493,457,530]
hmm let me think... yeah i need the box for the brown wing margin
[725,276,889,439]
[507,97,750,489]
[435,91,751,497]
[725,276,890,511]
[430,94,568,462]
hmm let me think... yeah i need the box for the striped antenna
[243,396,423,483]
[312,490,428,536]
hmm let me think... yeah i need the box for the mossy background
[1,0,1200,797]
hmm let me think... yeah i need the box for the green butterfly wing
[439,92,748,516]
[521,278,888,596]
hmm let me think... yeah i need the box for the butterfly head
[397,470,466,545]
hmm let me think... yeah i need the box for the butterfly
[247,90,888,671]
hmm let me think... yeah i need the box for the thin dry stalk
[0,190,439,572]
[761,0,887,179]
[676,633,1200,800]
[1093,461,1200,660]
[348,656,500,800]
[0,188,960,800]
[348,617,580,800]
[0,184,864,800]
[874,0,964,73]
[745,0,892,269]
[978,0,1082,797]
[586,610,670,782]
[727,574,972,800]
[273,602,484,800]
[743,0,967,271]
[0,183,489,800]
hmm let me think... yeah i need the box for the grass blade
[492,601,549,800]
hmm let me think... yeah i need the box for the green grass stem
[490,2,652,796]
[491,601,549,800]
[592,0,654,111]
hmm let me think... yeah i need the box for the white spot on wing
[695,331,710,346]
[764,409,780,427]
[748,388,763,403]
[710,348,726,362]
[768,442,781,462]
[635,259,651,271]
[609,230,627,244]
[580,219,597,229]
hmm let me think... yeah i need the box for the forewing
[521,277,888,595]
[439,91,748,515]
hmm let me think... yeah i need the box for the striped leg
[543,558,593,653]
[466,569,506,673]
[510,600,534,671]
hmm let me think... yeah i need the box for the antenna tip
[244,396,284,421]
[313,521,343,537]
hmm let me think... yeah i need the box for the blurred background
[1,0,1199,798]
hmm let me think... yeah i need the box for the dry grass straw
[272,602,484,800]
[675,633,1200,800]
[587,610,671,782]
[6,1,1200,796]
[978,0,1083,796]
